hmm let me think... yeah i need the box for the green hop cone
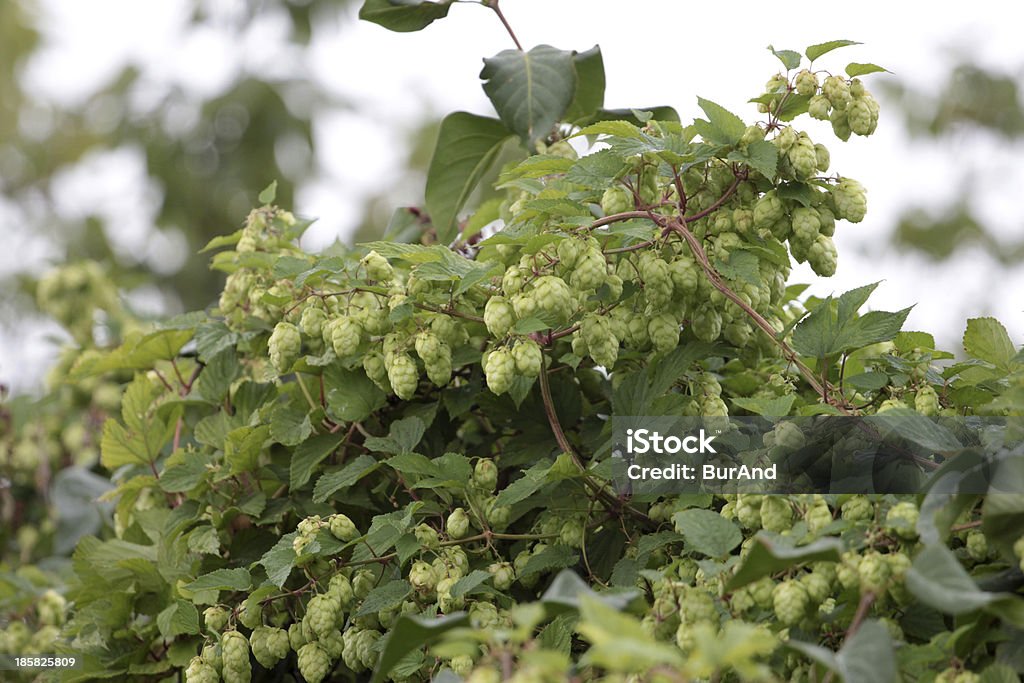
[822,75,851,110]
[203,605,230,633]
[328,316,362,358]
[268,322,301,374]
[914,385,941,416]
[830,108,852,141]
[511,339,543,377]
[848,94,879,136]
[581,314,619,368]
[772,580,809,626]
[808,94,831,120]
[857,551,891,594]
[362,351,389,392]
[414,523,439,550]
[740,124,766,147]
[795,69,818,97]
[305,594,341,639]
[329,514,359,542]
[299,305,328,340]
[410,560,439,594]
[532,275,573,324]
[483,348,515,395]
[569,247,607,291]
[237,597,264,630]
[814,143,830,172]
[760,496,794,532]
[250,626,289,669]
[386,353,418,400]
[884,501,919,539]
[413,331,444,363]
[1013,537,1024,572]
[966,530,989,562]
[601,186,633,216]
[488,561,515,590]
[501,265,525,295]
[791,207,821,247]
[288,622,307,651]
[220,631,251,683]
[800,570,832,603]
[807,235,837,276]
[788,135,818,180]
[328,574,355,608]
[648,313,680,354]
[447,507,471,539]
[297,643,331,683]
[753,190,785,230]
[556,237,582,268]
[185,656,220,683]
[841,495,874,522]
[775,127,797,154]
[361,250,393,281]
[640,256,673,307]
[484,296,515,338]
[473,458,499,491]
[833,177,867,223]
[668,258,700,296]
[690,304,723,343]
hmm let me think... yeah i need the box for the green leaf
[372,613,469,683]
[835,620,897,683]
[258,180,277,204]
[696,97,746,145]
[540,569,639,615]
[715,249,760,286]
[493,460,553,507]
[156,599,200,638]
[224,424,270,474]
[269,399,313,447]
[355,579,412,618]
[963,317,1017,370]
[792,283,911,358]
[776,181,816,207]
[290,432,345,491]
[358,0,454,32]
[845,62,890,77]
[564,45,605,123]
[768,45,802,71]
[71,328,194,378]
[259,534,298,588]
[425,112,513,245]
[363,416,426,455]
[184,568,252,594]
[160,450,211,493]
[313,454,380,503]
[325,366,388,422]
[730,395,795,417]
[727,140,778,179]
[521,545,579,577]
[726,535,843,591]
[805,40,861,62]
[566,149,628,189]
[578,596,685,671]
[905,544,1018,616]
[480,45,577,145]
[672,509,742,558]
[979,664,1021,683]
[450,570,491,598]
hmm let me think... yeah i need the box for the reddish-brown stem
[485,0,523,51]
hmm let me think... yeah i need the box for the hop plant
[760,496,794,532]
[648,313,680,354]
[581,314,619,368]
[601,186,633,216]
[532,275,574,323]
[220,631,251,683]
[306,594,341,639]
[511,339,543,377]
[473,458,499,491]
[857,551,892,594]
[386,353,419,400]
[808,94,831,120]
[884,501,919,539]
[250,626,289,669]
[203,606,230,633]
[268,322,301,374]
[185,656,220,683]
[361,250,394,281]
[297,642,331,683]
[328,316,363,358]
[484,296,515,338]
[483,348,515,395]
[329,513,359,542]
[571,247,608,291]
[841,495,874,522]
[447,507,471,539]
[833,177,867,223]
[822,75,851,110]
[915,385,941,416]
[772,580,809,625]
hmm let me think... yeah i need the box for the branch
[821,591,876,683]
[485,0,523,51]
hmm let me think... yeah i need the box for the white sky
[2,0,1023,392]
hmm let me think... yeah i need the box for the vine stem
[822,590,876,683]
[538,359,657,528]
[485,0,523,51]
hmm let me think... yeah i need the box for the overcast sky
[3,0,1022,392]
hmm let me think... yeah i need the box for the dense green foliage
[2,3,1024,683]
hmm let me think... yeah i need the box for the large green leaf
[963,317,1018,370]
[905,544,1024,625]
[290,431,346,491]
[805,40,861,62]
[726,535,843,591]
[696,97,746,145]
[564,45,605,123]
[424,112,513,244]
[358,0,455,32]
[480,45,577,145]
[673,509,742,558]
[792,283,911,359]
[371,612,469,683]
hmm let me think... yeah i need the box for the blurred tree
[883,61,1024,263]
[0,0,427,317]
